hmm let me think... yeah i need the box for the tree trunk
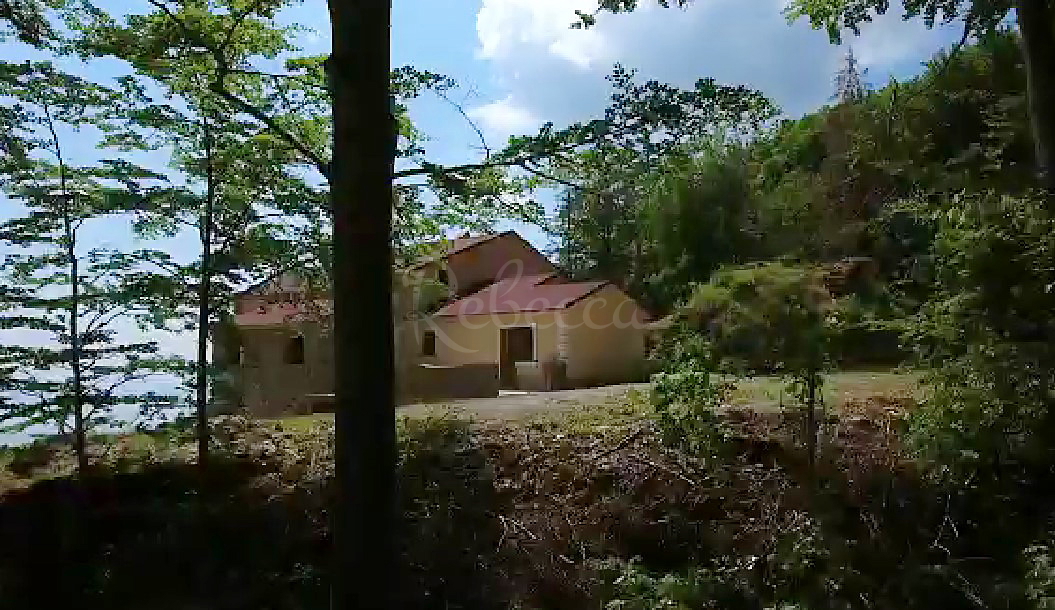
[806,371,817,472]
[196,117,215,469]
[327,2,397,609]
[52,127,86,474]
[64,207,86,474]
[1016,0,1055,192]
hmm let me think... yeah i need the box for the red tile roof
[449,233,502,253]
[408,231,514,269]
[435,273,608,317]
[235,302,331,326]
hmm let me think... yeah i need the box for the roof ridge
[408,230,517,269]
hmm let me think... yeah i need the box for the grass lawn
[275,369,921,429]
[726,369,921,411]
[272,413,335,433]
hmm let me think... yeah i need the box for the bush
[0,416,506,610]
[678,263,833,375]
[651,330,733,454]
[832,294,907,367]
[904,190,1055,473]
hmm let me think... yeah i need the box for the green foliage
[598,535,832,610]
[409,277,451,314]
[0,179,183,433]
[905,189,1055,472]
[0,0,60,46]
[551,71,775,309]
[579,0,692,27]
[553,30,1032,342]
[599,557,744,610]
[651,330,732,454]
[785,0,1013,44]
[1025,540,1055,609]
[0,60,185,442]
[682,264,834,375]
[77,0,542,259]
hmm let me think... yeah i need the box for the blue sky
[0,0,962,442]
[3,0,965,253]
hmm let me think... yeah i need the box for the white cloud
[473,0,963,132]
[468,95,540,141]
[476,0,611,69]
[853,15,961,75]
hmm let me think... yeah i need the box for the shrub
[651,330,733,454]
[903,190,1055,474]
[668,263,837,465]
[681,263,832,375]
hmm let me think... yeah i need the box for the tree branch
[84,305,130,335]
[393,155,547,180]
[521,159,582,190]
[936,17,973,76]
[146,0,331,180]
[434,89,491,160]
[218,0,267,52]
[209,82,331,180]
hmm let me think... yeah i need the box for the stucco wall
[563,285,648,387]
[405,363,500,401]
[416,287,648,390]
[233,322,333,417]
[417,311,560,365]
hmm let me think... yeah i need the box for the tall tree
[589,0,1055,191]
[77,2,331,466]
[785,0,1055,192]
[327,4,397,605]
[546,66,776,308]
[0,62,180,469]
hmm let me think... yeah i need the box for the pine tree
[834,47,866,103]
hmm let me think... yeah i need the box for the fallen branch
[593,425,647,460]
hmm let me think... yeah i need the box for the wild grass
[726,369,921,411]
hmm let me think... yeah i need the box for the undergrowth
[0,392,1052,609]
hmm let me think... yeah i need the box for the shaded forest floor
[0,374,1049,609]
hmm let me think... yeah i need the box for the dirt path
[397,383,651,423]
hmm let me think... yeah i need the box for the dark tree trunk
[806,371,817,472]
[327,2,397,609]
[64,198,86,474]
[1016,0,1055,192]
[196,117,215,469]
[48,109,86,474]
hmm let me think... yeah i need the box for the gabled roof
[234,301,331,327]
[435,273,608,317]
[236,231,523,297]
[408,231,516,269]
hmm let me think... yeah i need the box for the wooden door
[499,326,534,389]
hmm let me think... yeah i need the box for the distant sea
[1,402,192,447]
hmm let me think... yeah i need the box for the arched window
[284,334,305,365]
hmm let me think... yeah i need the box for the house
[213,231,651,417]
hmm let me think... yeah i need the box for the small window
[437,268,449,284]
[285,335,305,364]
[422,331,437,356]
